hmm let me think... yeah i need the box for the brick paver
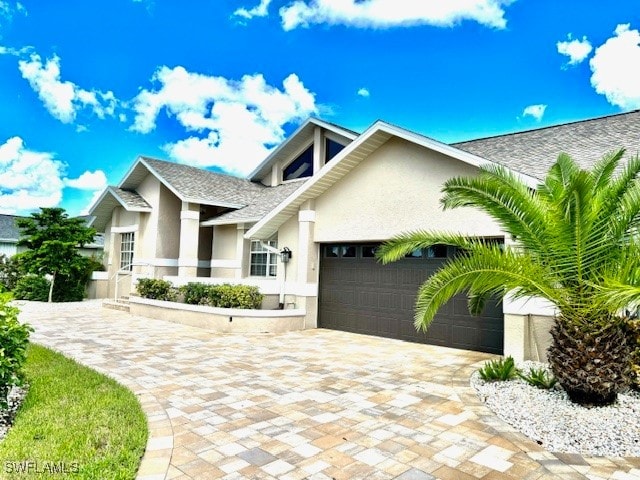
[17,301,640,479]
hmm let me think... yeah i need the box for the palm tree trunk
[548,316,631,405]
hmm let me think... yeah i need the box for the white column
[178,202,200,277]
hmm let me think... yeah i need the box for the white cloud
[522,104,547,121]
[0,1,27,30]
[279,0,512,31]
[590,24,640,110]
[0,136,65,214]
[131,66,318,176]
[0,44,30,56]
[357,87,370,97]
[18,53,119,124]
[234,0,272,20]
[65,170,107,190]
[557,35,592,65]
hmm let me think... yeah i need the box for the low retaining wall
[129,296,307,333]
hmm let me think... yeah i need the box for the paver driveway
[17,301,640,480]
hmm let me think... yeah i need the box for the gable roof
[248,118,359,181]
[121,157,265,208]
[201,179,306,226]
[89,187,152,232]
[454,110,640,180]
[245,120,537,240]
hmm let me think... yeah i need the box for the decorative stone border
[129,296,307,333]
[454,359,640,479]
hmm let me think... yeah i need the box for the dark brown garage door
[318,243,503,354]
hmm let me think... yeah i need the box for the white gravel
[471,361,640,457]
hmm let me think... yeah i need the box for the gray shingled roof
[453,110,640,180]
[111,188,152,210]
[0,215,20,241]
[0,213,103,248]
[142,157,265,206]
[205,179,306,224]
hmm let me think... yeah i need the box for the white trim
[178,258,199,268]
[111,224,139,233]
[246,121,541,240]
[200,217,258,226]
[298,210,316,222]
[136,257,179,267]
[180,210,200,221]
[503,293,557,316]
[210,259,241,269]
[248,118,359,181]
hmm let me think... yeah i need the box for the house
[88,111,640,360]
[0,214,104,258]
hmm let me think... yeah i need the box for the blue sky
[0,0,638,216]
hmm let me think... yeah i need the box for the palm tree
[377,150,640,406]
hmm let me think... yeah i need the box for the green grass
[0,344,148,479]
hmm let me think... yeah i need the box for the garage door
[318,243,503,354]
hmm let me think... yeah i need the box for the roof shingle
[453,110,640,179]
[142,157,265,206]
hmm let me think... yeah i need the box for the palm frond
[411,245,562,331]
[376,230,479,264]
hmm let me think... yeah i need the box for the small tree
[16,208,96,303]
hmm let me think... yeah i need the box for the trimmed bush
[181,282,212,305]
[179,283,263,309]
[0,293,33,409]
[136,278,177,301]
[13,274,50,301]
[215,284,263,309]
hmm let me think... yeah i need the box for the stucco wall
[136,174,160,261]
[211,224,238,278]
[129,296,306,333]
[313,138,504,242]
[156,183,181,261]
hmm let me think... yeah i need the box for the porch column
[235,224,247,279]
[178,202,200,277]
[297,201,318,328]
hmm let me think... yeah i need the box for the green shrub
[478,356,520,381]
[13,274,50,301]
[179,283,263,309]
[0,293,33,408]
[180,282,212,305]
[215,284,263,309]
[519,366,558,389]
[136,278,176,301]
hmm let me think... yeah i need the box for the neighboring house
[88,111,640,359]
[0,214,104,258]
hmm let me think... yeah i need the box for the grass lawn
[0,344,148,479]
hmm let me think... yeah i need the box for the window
[120,232,135,271]
[405,245,448,259]
[324,245,357,258]
[283,145,314,181]
[325,138,345,163]
[250,240,278,277]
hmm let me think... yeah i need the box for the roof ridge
[453,109,640,145]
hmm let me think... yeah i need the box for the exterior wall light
[280,247,292,263]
